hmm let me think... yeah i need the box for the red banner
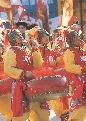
[36,0,50,33]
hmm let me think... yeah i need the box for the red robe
[65,47,86,111]
[10,47,49,116]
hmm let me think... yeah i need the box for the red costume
[4,47,49,117]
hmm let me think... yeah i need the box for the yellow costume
[0,94,13,121]
[68,105,86,121]
[29,102,49,121]
[50,98,69,117]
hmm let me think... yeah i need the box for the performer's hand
[50,60,56,67]
[25,71,35,79]
[31,40,38,49]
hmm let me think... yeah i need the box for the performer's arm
[32,51,44,69]
[31,40,44,69]
[63,49,82,75]
[83,43,86,51]
[0,59,4,71]
[4,49,23,80]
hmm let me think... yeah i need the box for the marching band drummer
[63,30,86,121]
[3,29,50,121]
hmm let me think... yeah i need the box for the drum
[0,75,69,102]
[25,75,69,102]
[0,77,11,96]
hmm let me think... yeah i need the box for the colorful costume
[63,30,86,121]
[63,47,86,121]
[0,42,13,121]
[40,46,69,121]
[4,45,49,121]
[0,93,13,121]
[33,28,70,121]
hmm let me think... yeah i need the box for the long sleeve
[3,49,23,80]
[32,51,44,69]
[63,49,82,75]
[0,57,4,71]
[83,43,86,51]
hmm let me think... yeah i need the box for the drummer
[33,28,70,121]
[3,29,50,121]
[63,30,86,121]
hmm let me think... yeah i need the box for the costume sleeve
[3,49,23,80]
[0,60,4,71]
[56,56,64,68]
[63,49,82,75]
[83,43,86,51]
[32,51,44,69]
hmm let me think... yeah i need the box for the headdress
[66,30,79,45]
[8,29,19,46]
[37,29,49,43]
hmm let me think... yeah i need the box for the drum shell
[25,76,69,102]
[0,79,11,96]
[0,75,69,102]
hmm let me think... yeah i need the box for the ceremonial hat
[66,30,79,45]
[8,29,20,46]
